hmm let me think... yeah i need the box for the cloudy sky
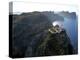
[9,2,78,14]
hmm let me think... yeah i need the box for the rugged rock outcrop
[34,29,74,56]
[9,12,74,58]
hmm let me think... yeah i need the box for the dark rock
[10,12,74,58]
[34,30,74,56]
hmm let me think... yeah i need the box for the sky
[9,2,78,14]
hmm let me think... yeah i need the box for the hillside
[9,11,74,58]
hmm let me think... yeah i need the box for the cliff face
[10,12,74,58]
[34,29,74,56]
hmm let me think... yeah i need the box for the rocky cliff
[34,29,74,56]
[9,12,74,58]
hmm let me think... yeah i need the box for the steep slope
[10,12,74,58]
[35,29,74,56]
